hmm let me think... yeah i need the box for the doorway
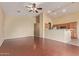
[34,15,40,37]
[34,23,40,37]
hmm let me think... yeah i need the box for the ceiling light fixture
[62,9,66,13]
[17,2,42,15]
[24,3,42,13]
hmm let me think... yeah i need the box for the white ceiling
[0,2,39,16]
[42,2,79,19]
[0,2,79,18]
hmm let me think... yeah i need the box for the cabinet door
[70,22,77,39]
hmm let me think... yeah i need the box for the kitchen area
[45,22,78,45]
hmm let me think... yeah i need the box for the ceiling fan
[25,3,42,13]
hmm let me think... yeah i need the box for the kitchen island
[45,29,71,43]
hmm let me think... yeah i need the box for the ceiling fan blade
[29,10,32,12]
[35,10,38,13]
[37,8,42,10]
[25,5,31,8]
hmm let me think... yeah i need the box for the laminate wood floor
[0,36,79,56]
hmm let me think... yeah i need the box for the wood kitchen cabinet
[53,22,77,39]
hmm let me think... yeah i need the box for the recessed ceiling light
[53,12,56,15]
[48,10,51,13]
[62,9,66,13]
[17,10,21,13]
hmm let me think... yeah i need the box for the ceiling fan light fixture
[34,8,37,10]
[24,3,42,13]
[31,7,33,10]
[17,2,42,14]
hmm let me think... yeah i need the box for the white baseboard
[4,35,34,40]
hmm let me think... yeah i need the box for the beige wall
[4,16,35,39]
[4,12,52,39]
[0,6,5,46]
[43,12,52,24]
[0,8,36,45]
[43,12,53,29]
[52,12,79,39]
[39,12,53,38]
